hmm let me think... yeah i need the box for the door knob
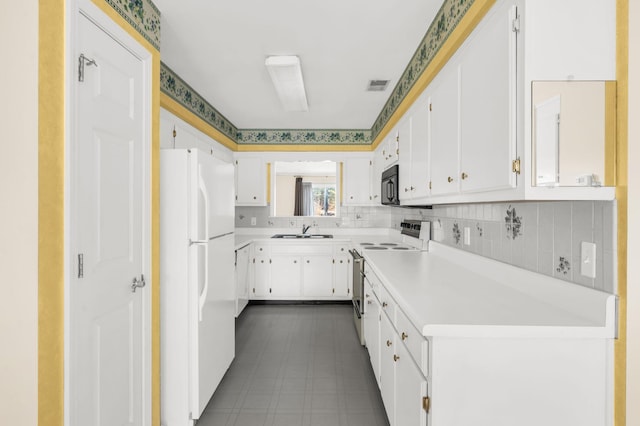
[401,332,408,341]
[131,274,146,293]
[447,176,453,183]
[461,172,468,180]
[393,354,400,362]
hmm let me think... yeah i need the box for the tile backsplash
[236,201,616,293]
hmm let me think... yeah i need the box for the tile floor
[197,304,390,426]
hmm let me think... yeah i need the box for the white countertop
[233,229,616,339]
[364,242,617,339]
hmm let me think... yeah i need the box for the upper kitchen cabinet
[379,132,399,170]
[416,0,615,204]
[398,96,430,204]
[343,157,377,206]
[235,156,267,206]
[520,0,616,200]
[429,0,517,202]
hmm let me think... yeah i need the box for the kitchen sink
[271,234,333,239]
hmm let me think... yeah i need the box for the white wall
[0,1,39,425]
[627,1,640,423]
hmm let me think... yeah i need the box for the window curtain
[294,177,313,216]
[294,177,303,216]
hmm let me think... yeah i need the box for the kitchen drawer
[334,243,351,255]
[396,308,429,377]
[378,284,396,325]
[364,278,380,305]
[253,243,270,254]
[271,243,333,255]
[364,267,381,298]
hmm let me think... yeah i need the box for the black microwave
[381,165,400,205]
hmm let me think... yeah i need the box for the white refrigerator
[160,148,235,425]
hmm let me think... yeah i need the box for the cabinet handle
[404,187,409,192]
[382,302,388,308]
[447,176,453,183]
[393,354,400,362]
[253,196,257,200]
[461,172,468,180]
[294,260,297,263]
[350,196,353,199]
[410,186,415,191]
[306,260,310,263]
[401,332,408,341]
[386,340,392,347]
[339,260,343,264]
[365,293,370,298]
[367,300,372,305]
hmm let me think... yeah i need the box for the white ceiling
[154,0,443,130]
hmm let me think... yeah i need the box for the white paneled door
[70,11,149,426]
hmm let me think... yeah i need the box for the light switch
[251,217,257,226]
[580,242,596,278]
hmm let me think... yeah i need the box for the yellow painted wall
[0,2,39,425]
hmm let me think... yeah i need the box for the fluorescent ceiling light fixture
[265,55,309,112]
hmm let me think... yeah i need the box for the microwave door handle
[387,180,395,202]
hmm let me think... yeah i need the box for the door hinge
[512,158,521,175]
[77,253,84,278]
[512,14,520,33]
[235,195,238,201]
[429,103,432,112]
[253,288,255,294]
[422,396,431,412]
[369,160,372,166]
[253,258,255,263]
[269,288,272,294]
[333,259,335,264]
[235,160,238,165]
[428,181,432,190]
[78,54,97,82]
[269,259,272,264]
[332,288,335,294]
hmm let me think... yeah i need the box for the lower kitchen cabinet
[395,341,428,426]
[379,311,397,424]
[367,267,429,426]
[333,255,351,297]
[235,244,251,317]
[302,255,334,297]
[271,255,302,298]
[364,280,381,386]
[252,255,271,298]
[250,241,352,300]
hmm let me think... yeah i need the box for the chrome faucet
[302,224,311,234]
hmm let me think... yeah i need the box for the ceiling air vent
[367,80,390,92]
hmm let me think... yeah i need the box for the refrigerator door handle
[198,242,209,321]
[197,167,211,322]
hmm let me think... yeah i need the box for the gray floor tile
[202,304,389,426]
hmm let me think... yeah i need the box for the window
[312,184,336,216]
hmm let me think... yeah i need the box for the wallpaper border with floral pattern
[158,0,476,146]
[103,0,161,51]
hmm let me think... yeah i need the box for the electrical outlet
[580,242,596,278]
[250,217,257,226]
[463,227,471,246]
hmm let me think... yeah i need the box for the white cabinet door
[235,245,251,316]
[343,157,372,205]
[410,102,430,199]
[364,286,381,388]
[333,255,351,298]
[271,255,302,298]
[302,255,334,297]
[459,0,517,194]
[397,117,412,201]
[429,63,460,197]
[252,255,271,298]
[395,341,428,426]
[235,157,266,206]
[380,312,396,425]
